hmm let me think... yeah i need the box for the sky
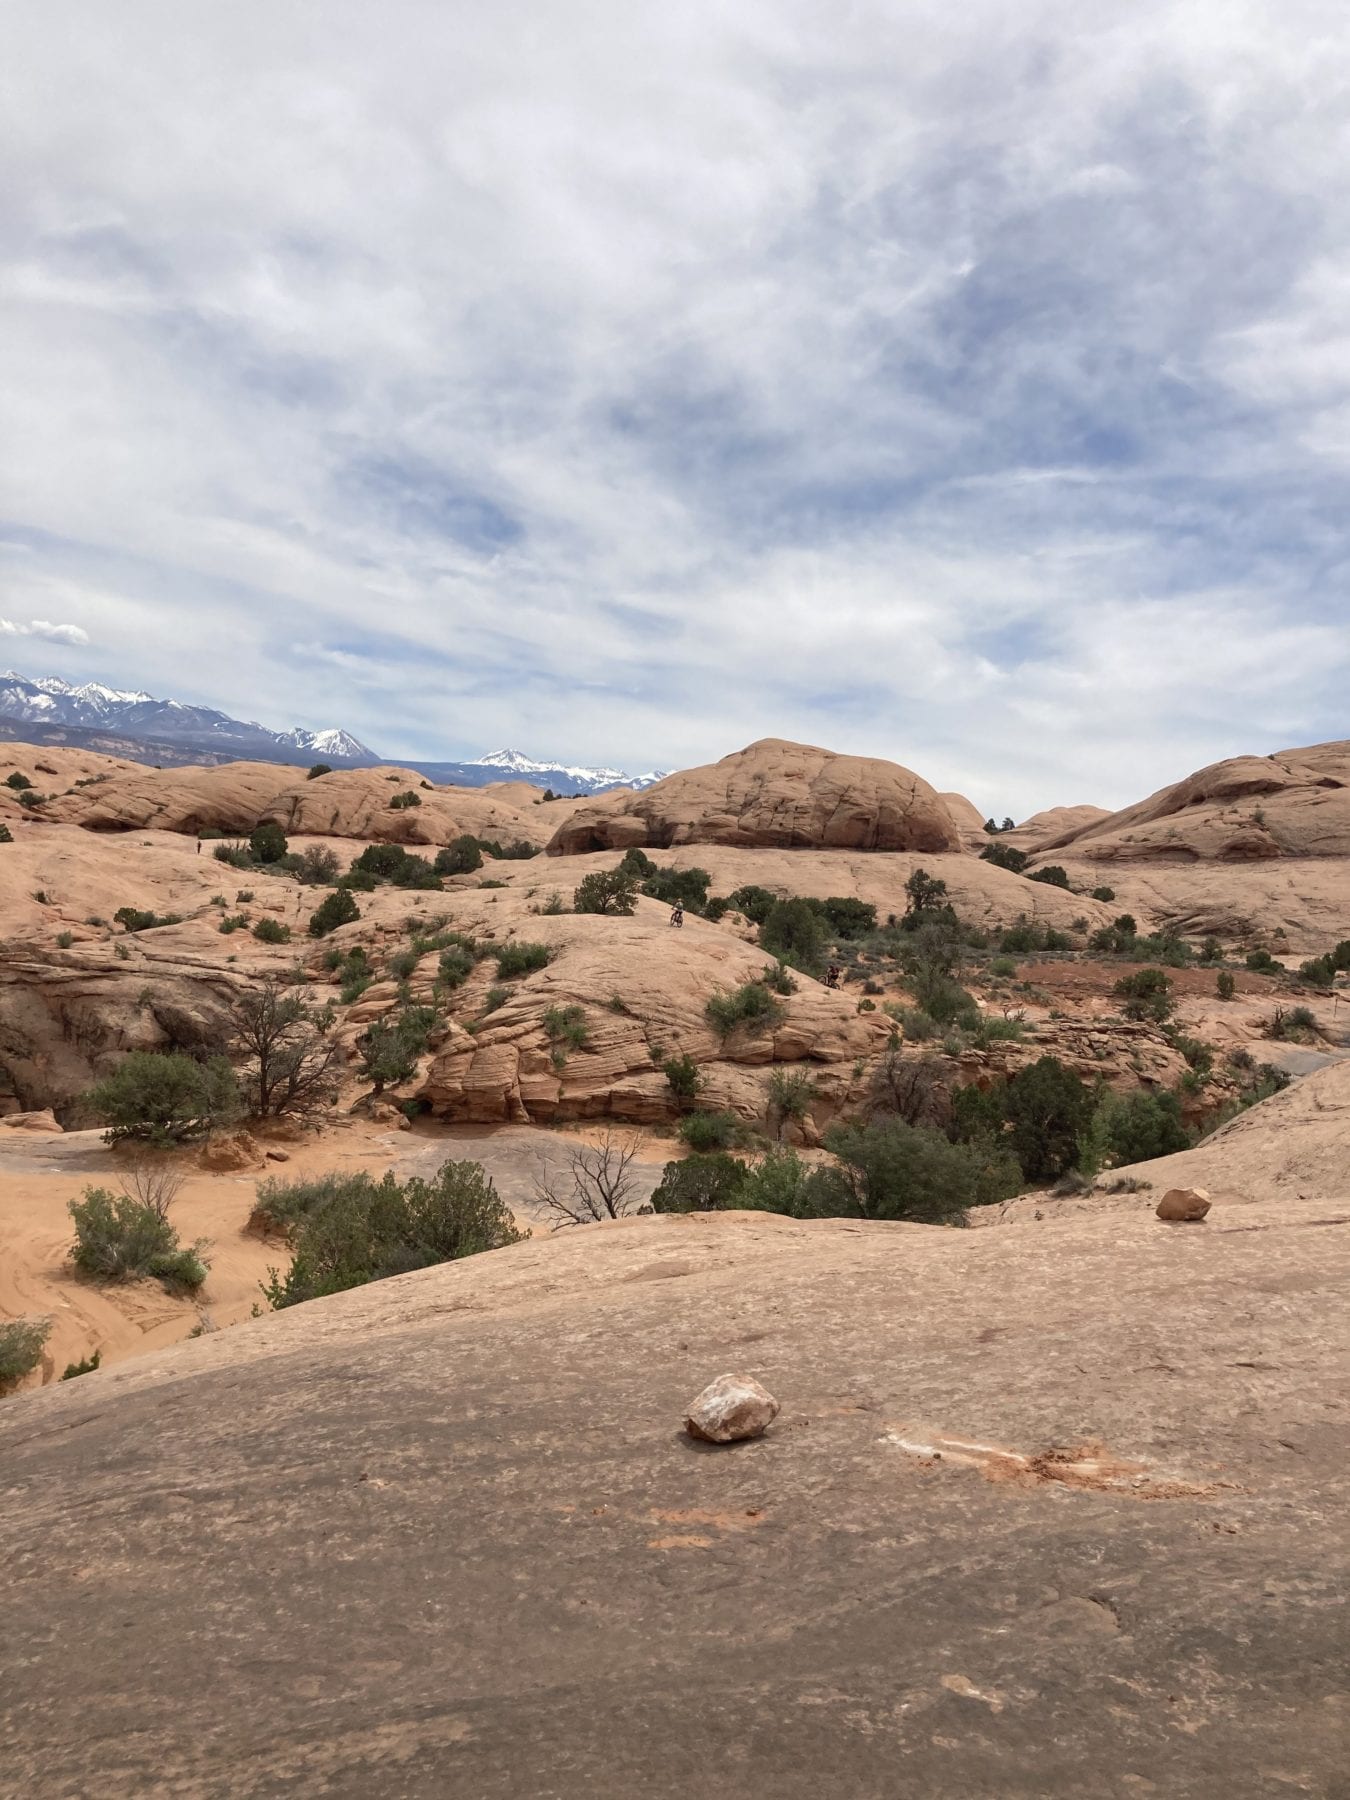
[2,0,1349,817]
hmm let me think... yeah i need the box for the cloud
[1,1,1348,813]
[0,617,90,646]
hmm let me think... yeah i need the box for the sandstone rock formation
[547,739,967,855]
[685,1371,780,1442]
[1036,740,1350,864]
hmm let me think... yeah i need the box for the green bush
[705,981,786,1037]
[0,823,12,844]
[309,887,360,937]
[1114,967,1175,1023]
[253,917,292,944]
[997,917,1072,954]
[1216,970,1236,1000]
[4,770,33,791]
[980,841,1030,874]
[573,869,638,915]
[481,985,509,1015]
[677,1110,739,1151]
[260,1160,524,1308]
[249,821,288,864]
[619,847,656,878]
[1298,956,1336,988]
[351,844,441,889]
[661,1053,703,1107]
[436,836,484,876]
[283,845,341,885]
[1332,939,1350,973]
[812,897,877,939]
[495,941,552,978]
[649,1154,748,1213]
[766,1066,815,1137]
[0,1317,50,1389]
[389,790,421,809]
[727,884,777,925]
[436,945,475,990]
[359,1005,438,1092]
[114,905,181,933]
[819,1118,1020,1222]
[542,1005,590,1054]
[1097,1090,1190,1165]
[213,842,254,869]
[84,1051,239,1145]
[61,1350,103,1380]
[1245,948,1280,974]
[642,866,712,913]
[69,1187,208,1288]
[1028,865,1070,889]
[953,1055,1094,1183]
[307,763,332,779]
[989,955,1017,977]
[735,1147,815,1216]
[760,898,828,974]
[1090,886,1115,902]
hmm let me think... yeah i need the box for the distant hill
[0,672,666,792]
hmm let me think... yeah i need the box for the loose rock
[1156,1186,1212,1223]
[685,1373,780,1443]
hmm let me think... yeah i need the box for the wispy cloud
[2,1,1348,813]
[0,617,90,646]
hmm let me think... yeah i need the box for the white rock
[685,1372,779,1443]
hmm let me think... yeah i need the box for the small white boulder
[685,1373,780,1444]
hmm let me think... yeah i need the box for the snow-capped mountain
[0,671,376,765]
[0,671,669,791]
[472,749,667,790]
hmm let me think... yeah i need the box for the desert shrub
[903,869,950,923]
[542,1005,590,1054]
[388,947,420,981]
[233,981,339,1117]
[989,955,1018,977]
[114,905,181,933]
[1170,1033,1214,1075]
[350,844,441,889]
[1268,1005,1319,1041]
[735,1147,816,1216]
[436,836,483,876]
[968,1014,1025,1048]
[618,847,656,878]
[481,985,509,1015]
[573,869,638,915]
[766,1066,816,1138]
[760,898,828,974]
[819,1118,1020,1222]
[1098,1090,1190,1165]
[661,1052,703,1107]
[285,845,341,886]
[253,917,292,944]
[642,866,712,913]
[892,1005,937,1041]
[908,966,979,1027]
[705,981,786,1037]
[1216,971,1236,1000]
[677,1110,740,1151]
[61,1350,103,1380]
[649,1154,749,1214]
[218,914,248,935]
[389,790,421,809]
[0,1317,50,1389]
[359,1005,438,1092]
[1198,936,1224,964]
[994,917,1071,955]
[84,1051,239,1146]
[1245,948,1280,973]
[55,929,74,948]
[1028,865,1070,889]
[762,960,798,995]
[4,770,32,791]
[436,945,475,990]
[307,763,332,779]
[338,867,379,892]
[1114,967,1175,1023]
[727,884,777,925]
[812,896,877,939]
[1298,956,1336,988]
[0,823,12,844]
[249,821,288,865]
[211,842,253,869]
[260,1160,524,1308]
[1332,939,1350,973]
[308,887,360,937]
[954,1055,1094,1183]
[1090,886,1116,902]
[69,1187,208,1288]
[981,842,1030,874]
[495,941,552,978]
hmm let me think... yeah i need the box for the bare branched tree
[868,1051,951,1129]
[231,981,341,1118]
[532,1130,645,1228]
[117,1154,186,1220]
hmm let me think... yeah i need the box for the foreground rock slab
[685,1372,780,1442]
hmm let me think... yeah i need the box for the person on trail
[670,902,684,928]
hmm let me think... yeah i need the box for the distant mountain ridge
[0,671,665,793]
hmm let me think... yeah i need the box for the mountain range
[0,672,665,793]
